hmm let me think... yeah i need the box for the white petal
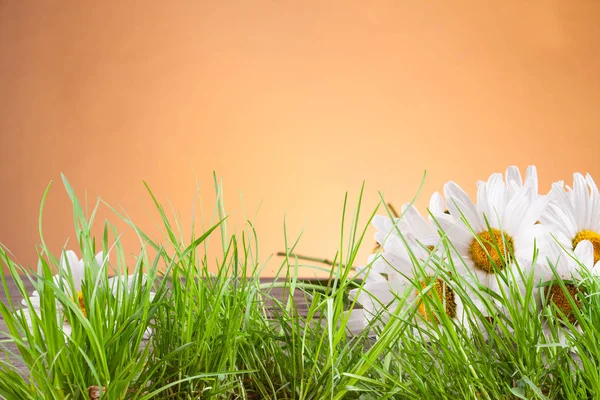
[62,324,72,337]
[437,218,473,250]
[374,251,413,278]
[26,296,41,310]
[506,166,523,187]
[485,173,506,222]
[345,309,368,334]
[61,250,81,273]
[503,186,532,233]
[143,326,153,340]
[586,173,598,193]
[548,182,574,219]
[358,260,389,283]
[402,206,435,240]
[71,263,86,292]
[107,275,118,288]
[543,204,577,239]
[428,192,445,216]
[444,181,484,232]
[573,173,589,231]
[574,240,594,270]
[59,250,84,292]
[350,280,395,311]
[372,215,393,234]
[109,274,150,298]
[525,166,539,194]
[591,260,600,277]
[476,181,490,219]
[95,251,106,268]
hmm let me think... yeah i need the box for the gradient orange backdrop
[1,1,599,276]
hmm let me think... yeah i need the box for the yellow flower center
[547,282,581,324]
[469,229,514,273]
[76,291,86,317]
[572,229,600,264]
[416,277,456,322]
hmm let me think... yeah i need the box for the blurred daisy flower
[19,249,155,338]
[20,250,105,336]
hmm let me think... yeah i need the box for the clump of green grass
[0,173,599,399]
[0,177,159,399]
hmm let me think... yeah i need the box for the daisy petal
[444,181,484,232]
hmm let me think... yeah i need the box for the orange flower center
[469,229,514,273]
[547,282,581,325]
[416,277,456,322]
[76,291,86,317]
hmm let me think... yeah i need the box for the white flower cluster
[19,250,155,338]
[349,166,600,336]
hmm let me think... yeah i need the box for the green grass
[0,173,598,399]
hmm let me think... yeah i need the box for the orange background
[1,1,599,276]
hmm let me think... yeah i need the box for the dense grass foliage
[0,172,598,399]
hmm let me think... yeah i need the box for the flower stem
[276,252,335,266]
[387,203,400,218]
[276,252,356,270]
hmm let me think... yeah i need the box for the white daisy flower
[22,250,106,323]
[349,234,468,336]
[540,173,600,267]
[439,167,549,299]
[20,250,155,338]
